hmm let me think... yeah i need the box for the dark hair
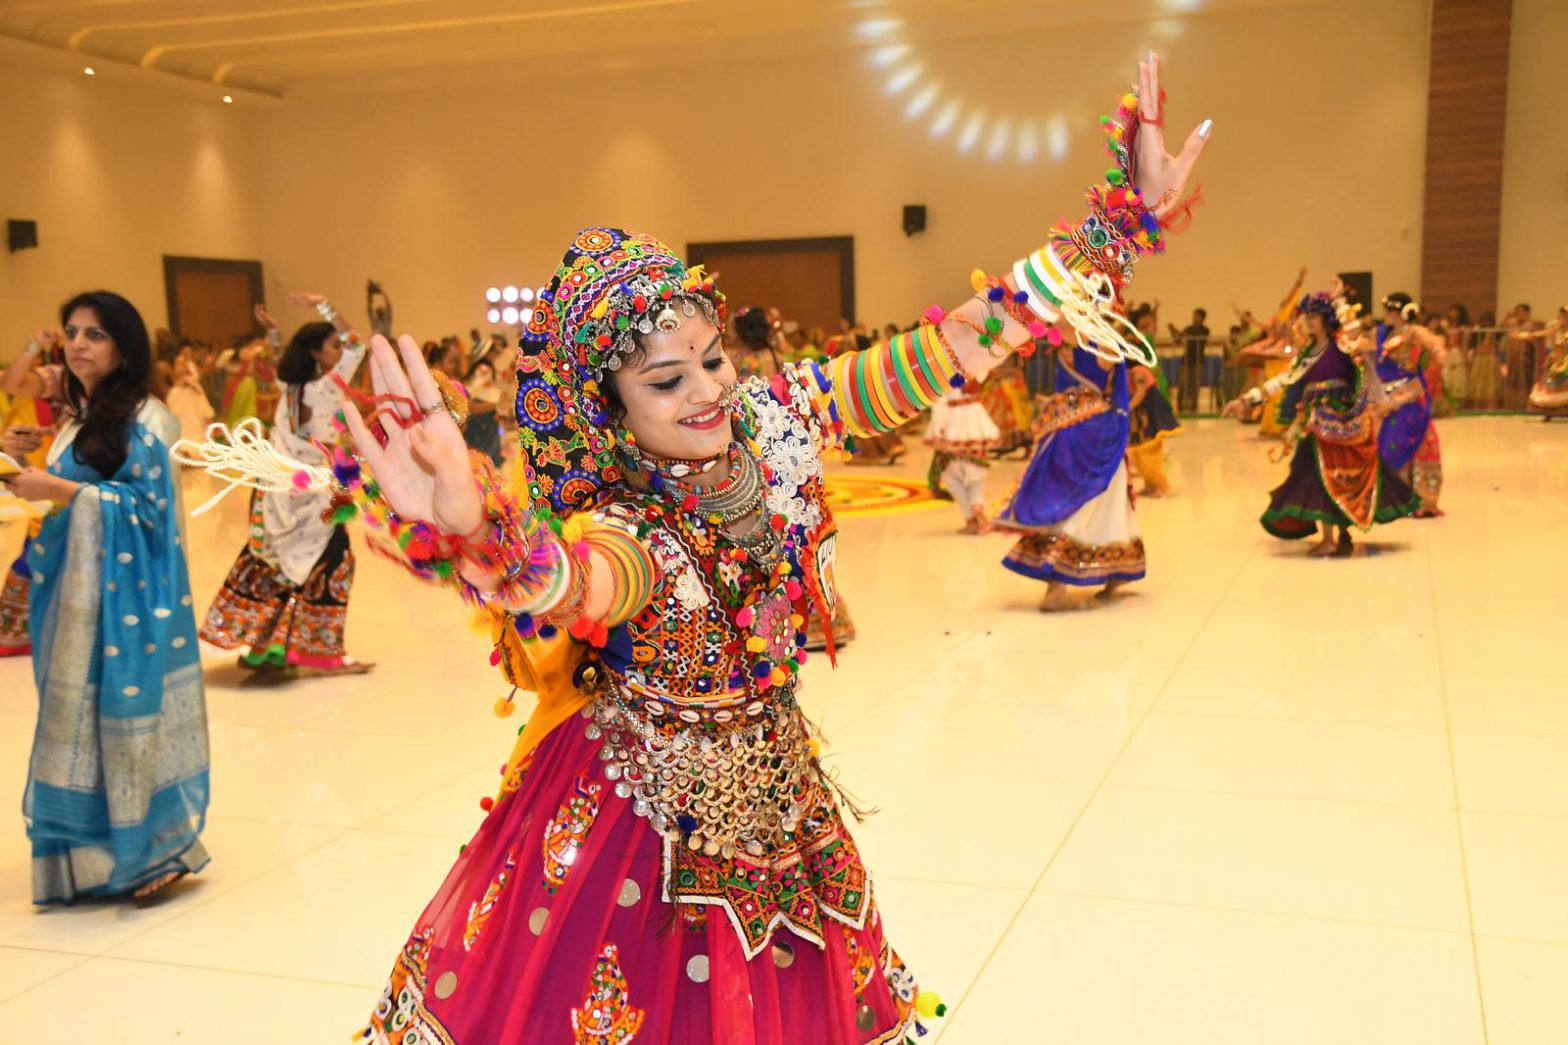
[276,321,336,386]
[59,291,151,479]
[1448,303,1471,325]
[1381,292,1421,322]
[734,307,772,350]
[426,343,455,369]
[1193,308,1208,321]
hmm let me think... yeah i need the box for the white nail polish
[1198,119,1213,138]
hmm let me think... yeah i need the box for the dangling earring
[619,427,644,472]
[618,427,668,494]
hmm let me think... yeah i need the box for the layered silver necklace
[669,443,781,566]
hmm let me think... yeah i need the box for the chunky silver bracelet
[23,339,41,357]
[315,300,339,325]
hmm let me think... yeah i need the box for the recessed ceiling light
[222,95,233,104]
[83,67,95,76]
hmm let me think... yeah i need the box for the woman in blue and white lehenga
[0,290,210,904]
[992,342,1146,611]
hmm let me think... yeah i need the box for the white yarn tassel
[170,418,332,516]
[1057,268,1160,368]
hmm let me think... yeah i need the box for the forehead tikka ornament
[577,266,723,375]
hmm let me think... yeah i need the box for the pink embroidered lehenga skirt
[360,704,925,1044]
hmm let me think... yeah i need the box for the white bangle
[1011,257,1060,324]
[1042,244,1078,291]
[1030,248,1070,304]
[23,339,41,357]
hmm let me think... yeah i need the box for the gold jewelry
[430,371,470,426]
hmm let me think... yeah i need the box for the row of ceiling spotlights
[487,306,534,325]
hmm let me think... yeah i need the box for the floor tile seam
[0,950,93,1007]
[1146,707,1450,732]
[213,757,505,824]
[1029,887,1479,939]
[871,873,1033,895]
[804,628,998,735]
[1427,525,1491,1044]
[1100,779,1461,814]
[200,811,358,830]
[207,720,519,743]
[351,823,481,844]
[206,719,508,744]
[1458,806,1568,825]
[39,950,378,992]
[1472,932,1568,949]
[94,825,355,959]
[937,529,1260,1035]
[342,757,508,835]
[1446,724,1568,743]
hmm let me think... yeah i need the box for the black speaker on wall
[8,219,38,253]
[902,205,926,236]
[1338,271,1373,318]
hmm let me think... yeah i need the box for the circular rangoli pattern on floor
[821,474,940,516]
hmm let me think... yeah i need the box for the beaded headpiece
[515,227,727,518]
[1295,292,1341,333]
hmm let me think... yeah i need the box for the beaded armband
[986,89,1183,368]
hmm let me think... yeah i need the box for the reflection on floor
[0,416,1565,1043]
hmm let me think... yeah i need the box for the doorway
[163,256,264,349]
[685,237,855,335]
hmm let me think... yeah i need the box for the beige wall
[0,47,267,353]
[1499,0,1568,318]
[254,0,1432,339]
[2,0,1431,356]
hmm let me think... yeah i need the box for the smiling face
[612,314,737,462]
[62,305,121,393]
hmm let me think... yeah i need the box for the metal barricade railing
[1012,326,1554,417]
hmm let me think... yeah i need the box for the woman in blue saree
[0,290,210,904]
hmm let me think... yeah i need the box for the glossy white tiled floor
[1,416,1566,1043]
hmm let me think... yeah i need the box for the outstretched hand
[337,333,485,538]
[1133,52,1211,219]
